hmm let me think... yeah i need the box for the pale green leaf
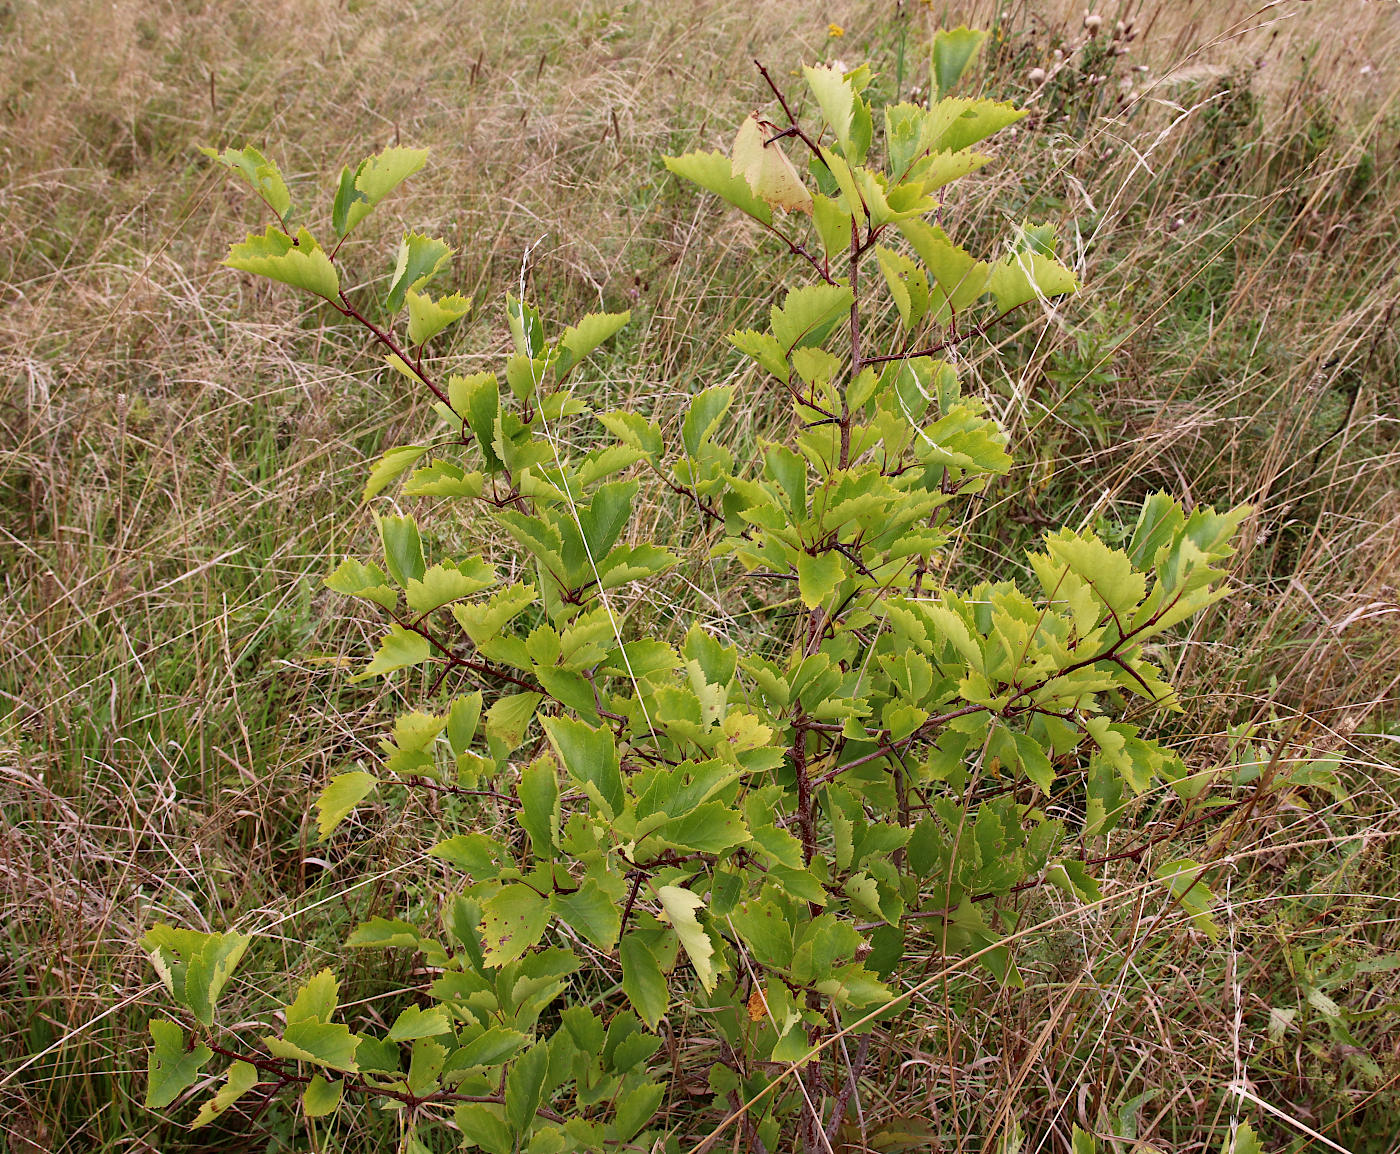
[932,26,989,98]
[286,969,339,1025]
[302,1073,342,1117]
[201,144,290,219]
[797,550,845,609]
[335,146,429,236]
[988,248,1078,313]
[556,310,630,376]
[480,885,551,968]
[663,150,772,224]
[226,226,338,300]
[405,558,497,614]
[191,1060,260,1128]
[315,771,378,839]
[363,445,430,502]
[353,624,431,681]
[324,557,398,610]
[407,288,471,346]
[264,1021,360,1072]
[483,692,542,753]
[387,232,452,312]
[387,1004,452,1041]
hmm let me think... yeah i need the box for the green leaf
[657,885,717,992]
[146,1019,212,1109]
[315,771,378,839]
[541,715,623,818]
[430,833,503,876]
[407,288,472,346]
[732,113,812,213]
[334,146,429,236]
[1072,1125,1097,1154]
[597,410,664,458]
[191,1060,260,1128]
[682,385,734,456]
[456,1103,514,1154]
[353,624,431,681]
[505,1040,550,1133]
[1156,858,1221,940]
[408,1037,447,1097]
[347,917,431,951]
[453,582,537,646]
[286,969,339,1025]
[518,758,559,857]
[377,513,426,587]
[264,1022,360,1072]
[620,934,669,1029]
[363,445,430,502]
[663,150,773,224]
[613,1080,666,1142]
[932,26,989,98]
[387,1004,453,1041]
[226,226,339,300]
[452,1027,530,1069]
[201,144,291,220]
[506,294,546,359]
[302,1073,342,1118]
[811,193,853,260]
[796,550,845,609]
[550,877,621,950]
[1223,1122,1263,1154]
[556,310,630,376]
[142,927,249,1024]
[388,232,452,312]
[657,802,751,854]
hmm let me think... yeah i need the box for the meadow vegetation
[2,1,1398,1150]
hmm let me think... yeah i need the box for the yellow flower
[828,23,844,38]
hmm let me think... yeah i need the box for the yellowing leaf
[732,113,812,214]
[657,885,718,992]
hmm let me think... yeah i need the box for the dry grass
[2,0,1399,1150]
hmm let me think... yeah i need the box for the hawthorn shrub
[143,29,1255,1153]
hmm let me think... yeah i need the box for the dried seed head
[1028,66,1047,84]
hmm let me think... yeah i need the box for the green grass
[3,1,1399,1150]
